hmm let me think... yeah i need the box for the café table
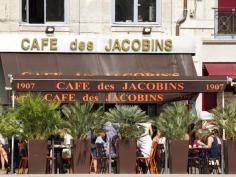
[49,144,71,174]
[188,146,210,174]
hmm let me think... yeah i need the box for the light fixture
[5,86,12,91]
[45,26,55,34]
[142,27,152,35]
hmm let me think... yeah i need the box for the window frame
[112,0,162,26]
[20,0,69,25]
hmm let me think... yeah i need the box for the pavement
[0,174,236,177]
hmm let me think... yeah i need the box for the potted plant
[61,101,103,173]
[104,105,148,173]
[212,102,236,174]
[156,102,197,174]
[0,107,23,139]
[12,93,62,174]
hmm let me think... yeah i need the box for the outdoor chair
[90,143,109,173]
[136,141,158,174]
[18,157,28,174]
[156,144,165,174]
[207,144,221,174]
[188,148,201,174]
[95,143,108,173]
[18,143,28,174]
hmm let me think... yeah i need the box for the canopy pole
[164,139,169,174]
[7,74,15,174]
[11,91,15,174]
[221,91,225,174]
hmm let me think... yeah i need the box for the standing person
[0,134,8,171]
[151,127,166,173]
[152,129,166,145]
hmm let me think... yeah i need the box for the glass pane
[22,0,27,22]
[29,0,44,23]
[46,0,64,22]
[138,0,156,22]
[115,0,134,22]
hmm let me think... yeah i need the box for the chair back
[149,141,158,160]
[18,142,27,157]
[156,144,165,158]
[96,143,107,157]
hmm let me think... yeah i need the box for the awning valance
[2,53,225,104]
[12,75,227,93]
[10,75,228,104]
[204,63,236,76]
[1,53,196,87]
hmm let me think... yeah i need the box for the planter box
[117,139,136,174]
[72,139,91,173]
[224,140,236,174]
[28,140,47,174]
[169,140,189,174]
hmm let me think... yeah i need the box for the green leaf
[62,101,104,139]
[6,93,63,140]
[105,105,149,140]
[155,102,198,140]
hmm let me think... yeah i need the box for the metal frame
[8,75,233,174]
[214,8,236,39]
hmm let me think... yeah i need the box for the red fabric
[204,64,236,76]
[219,0,236,9]
[203,63,235,111]
[202,93,217,111]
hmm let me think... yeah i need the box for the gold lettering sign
[21,38,58,51]
[70,39,94,51]
[21,38,30,50]
[21,38,174,53]
[104,39,173,52]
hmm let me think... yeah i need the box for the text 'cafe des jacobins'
[0,34,227,114]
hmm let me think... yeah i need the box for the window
[113,0,161,25]
[21,0,66,24]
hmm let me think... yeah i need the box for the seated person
[197,129,220,158]
[192,130,204,148]
[95,130,108,156]
[137,123,152,173]
[103,121,118,158]
[94,130,109,173]
[137,123,152,157]
[62,133,72,159]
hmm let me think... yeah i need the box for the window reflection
[21,0,65,23]
[46,0,64,22]
[115,0,134,22]
[138,0,156,22]
[22,0,27,22]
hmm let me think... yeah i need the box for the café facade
[0,34,228,115]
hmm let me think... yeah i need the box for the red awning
[204,63,236,76]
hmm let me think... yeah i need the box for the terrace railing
[214,8,236,38]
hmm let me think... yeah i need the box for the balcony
[214,8,236,38]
